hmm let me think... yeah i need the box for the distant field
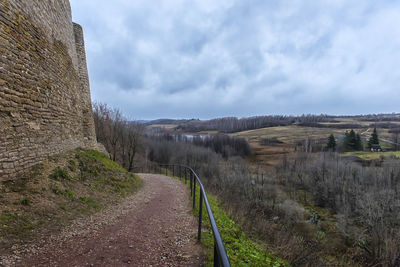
[146,124,177,130]
[320,119,400,126]
[231,125,356,144]
[231,122,396,166]
[232,123,393,144]
[343,151,400,160]
[198,130,219,134]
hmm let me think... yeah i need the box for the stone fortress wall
[0,0,97,180]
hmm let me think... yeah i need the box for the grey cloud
[70,0,400,119]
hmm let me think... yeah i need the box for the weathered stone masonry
[0,0,97,180]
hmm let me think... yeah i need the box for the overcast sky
[70,0,400,120]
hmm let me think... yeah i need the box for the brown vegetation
[279,153,400,266]
[148,133,251,159]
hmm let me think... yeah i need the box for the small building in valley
[370,144,382,152]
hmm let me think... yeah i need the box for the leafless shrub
[278,152,400,266]
[92,102,144,171]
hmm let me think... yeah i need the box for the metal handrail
[151,164,231,267]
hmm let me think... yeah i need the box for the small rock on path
[6,174,203,267]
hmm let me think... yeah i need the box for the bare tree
[390,127,400,151]
[126,122,144,171]
[92,102,144,171]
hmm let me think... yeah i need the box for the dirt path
[4,174,203,267]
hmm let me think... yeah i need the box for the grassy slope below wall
[0,148,142,254]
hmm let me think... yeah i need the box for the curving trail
[13,174,203,267]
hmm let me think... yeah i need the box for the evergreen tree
[343,131,351,150]
[344,130,362,151]
[368,127,379,148]
[326,134,336,151]
[345,130,356,150]
[355,133,363,151]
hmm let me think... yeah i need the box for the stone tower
[0,0,97,180]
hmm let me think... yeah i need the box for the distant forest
[174,113,400,133]
[147,133,251,159]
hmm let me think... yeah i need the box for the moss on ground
[0,148,142,253]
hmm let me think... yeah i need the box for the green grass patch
[91,170,142,196]
[67,159,77,171]
[379,140,392,149]
[199,130,219,134]
[20,197,30,206]
[51,187,64,195]
[75,149,142,196]
[343,151,400,160]
[49,167,70,180]
[64,190,76,199]
[75,149,125,173]
[79,197,101,210]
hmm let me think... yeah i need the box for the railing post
[190,171,193,196]
[198,190,203,241]
[214,243,220,267]
[173,165,175,177]
[185,168,187,184]
[193,178,196,209]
